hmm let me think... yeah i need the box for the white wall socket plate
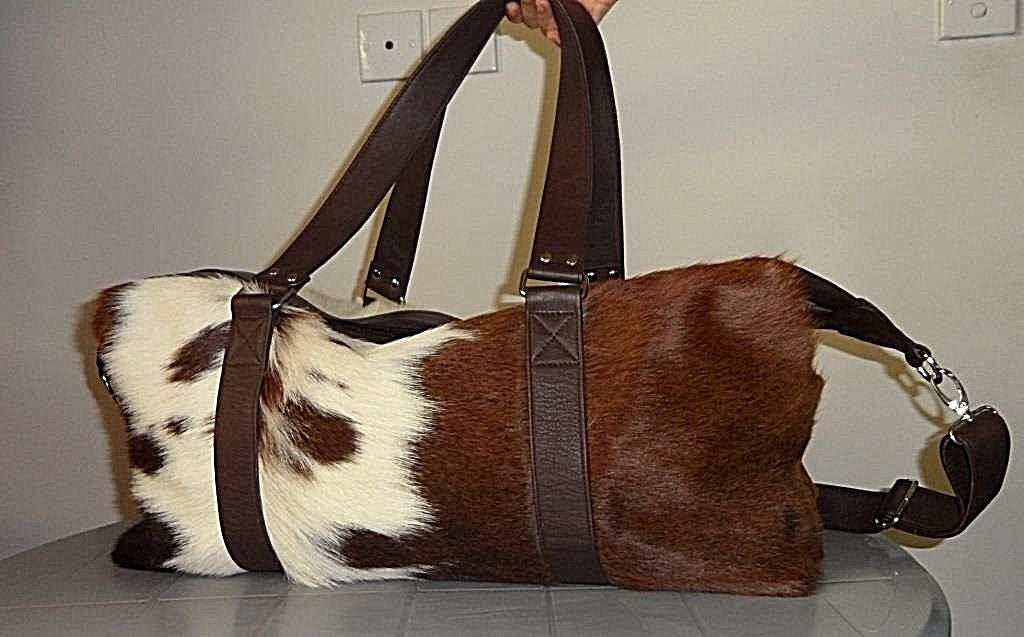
[939,0,1018,40]
[358,10,424,82]
[429,5,499,74]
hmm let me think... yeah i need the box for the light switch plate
[429,5,499,74]
[358,10,424,82]
[939,0,1017,40]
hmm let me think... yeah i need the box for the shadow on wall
[497,23,563,303]
[75,297,138,521]
[818,331,950,549]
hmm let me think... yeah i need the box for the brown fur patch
[393,307,553,583]
[283,400,361,466]
[128,432,166,475]
[164,417,189,436]
[260,368,285,411]
[92,283,133,347]
[166,321,231,383]
[335,530,421,570]
[582,258,824,595]
[363,258,824,594]
[112,515,181,571]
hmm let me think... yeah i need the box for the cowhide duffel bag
[92,0,1010,595]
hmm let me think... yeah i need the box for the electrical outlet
[358,11,424,82]
[429,5,499,74]
[939,0,1017,40]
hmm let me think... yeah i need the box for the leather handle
[365,3,624,303]
[254,0,612,299]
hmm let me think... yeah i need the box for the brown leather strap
[253,2,507,290]
[526,286,607,584]
[364,115,445,303]
[817,406,1010,537]
[521,0,608,584]
[214,293,282,571]
[801,267,1012,538]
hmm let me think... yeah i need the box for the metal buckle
[874,480,919,530]
[518,269,589,298]
[916,356,970,419]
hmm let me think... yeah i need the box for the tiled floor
[0,523,949,636]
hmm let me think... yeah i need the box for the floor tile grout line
[254,596,287,637]
[545,588,557,637]
[0,599,151,611]
[148,572,185,603]
[156,592,288,602]
[679,593,709,637]
[823,595,867,636]
[395,586,416,637]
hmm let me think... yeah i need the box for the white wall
[2,1,1020,633]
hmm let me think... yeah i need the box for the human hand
[505,0,618,45]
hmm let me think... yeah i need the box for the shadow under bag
[93,0,1010,595]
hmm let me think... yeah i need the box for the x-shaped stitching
[231,319,265,365]
[531,312,579,365]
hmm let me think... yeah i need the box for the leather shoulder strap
[800,267,1012,538]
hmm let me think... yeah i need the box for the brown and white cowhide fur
[93,257,825,595]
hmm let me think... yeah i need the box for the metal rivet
[286,273,299,284]
[539,252,552,264]
[586,271,596,280]
[566,255,579,267]
[267,269,280,278]
[390,277,400,288]
[371,268,382,279]
[608,269,618,277]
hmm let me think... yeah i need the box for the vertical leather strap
[214,293,281,571]
[525,286,607,584]
[364,115,445,303]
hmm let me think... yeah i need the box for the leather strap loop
[526,285,607,584]
[220,0,614,578]
[214,293,282,571]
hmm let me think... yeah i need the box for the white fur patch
[101,272,467,585]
